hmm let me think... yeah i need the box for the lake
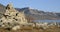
[33,20,60,23]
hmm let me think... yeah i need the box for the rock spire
[0,3,27,28]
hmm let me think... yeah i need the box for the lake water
[33,20,60,23]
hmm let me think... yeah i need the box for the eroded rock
[0,3,27,29]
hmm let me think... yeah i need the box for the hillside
[0,4,6,18]
[16,7,60,20]
[0,4,60,20]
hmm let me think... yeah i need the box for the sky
[0,0,60,12]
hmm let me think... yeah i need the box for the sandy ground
[0,26,60,32]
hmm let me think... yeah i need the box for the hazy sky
[0,0,60,12]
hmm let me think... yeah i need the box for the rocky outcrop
[0,3,27,29]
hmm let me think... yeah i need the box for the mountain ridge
[0,4,60,20]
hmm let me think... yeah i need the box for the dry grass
[0,26,60,32]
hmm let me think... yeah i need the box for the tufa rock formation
[0,3,27,28]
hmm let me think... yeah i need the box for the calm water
[33,20,60,23]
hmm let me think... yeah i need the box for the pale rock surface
[0,3,27,29]
[12,25,20,30]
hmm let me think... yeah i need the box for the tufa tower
[0,3,27,28]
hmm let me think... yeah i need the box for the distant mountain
[15,7,60,20]
[0,4,60,20]
[0,4,6,13]
[0,4,6,18]
[56,13,60,17]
